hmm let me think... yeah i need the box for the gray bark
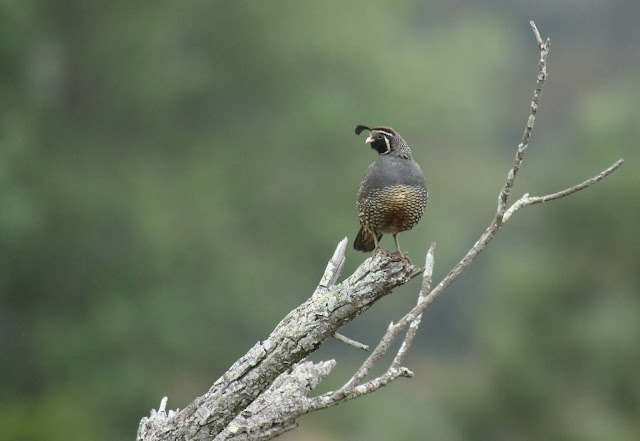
[137,250,421,441]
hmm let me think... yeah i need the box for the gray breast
[359,156,426,194]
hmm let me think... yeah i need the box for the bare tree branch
[214,360,337,441]
[332,243,437,400]
[333,332,370,352]
[137,243,421,441]
[497,21,550,222]
[530,20,544,46]
[320,238,370,351]
[137,21,624,441]
[503,159,624,221]
[318,237,347,288]
[390,242,436,371]
[301,243,438,412]
[204,242,437,429]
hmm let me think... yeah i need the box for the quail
[353,125,427,254]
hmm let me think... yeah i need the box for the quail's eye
[376,134,384,140]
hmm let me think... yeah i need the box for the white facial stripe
[383,136,391,154]
[375,130,394,138]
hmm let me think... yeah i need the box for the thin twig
[307,366,413,412]
[497,21,550,222]
[333,323,399,399]
[525,159,624,204]
[333,332,370,351]
[503,159,624,221]
[530,20,544,47]
[390,242,436,370]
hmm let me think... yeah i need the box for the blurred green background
[1,1,638,440]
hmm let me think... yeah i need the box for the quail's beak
[365,135,374,144]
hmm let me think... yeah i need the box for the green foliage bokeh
[1,1,638,440]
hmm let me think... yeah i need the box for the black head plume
[355,125,371,135]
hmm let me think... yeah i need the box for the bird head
[355,125,412,158]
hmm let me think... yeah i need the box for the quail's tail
[354,227,382,252]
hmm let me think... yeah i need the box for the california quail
[353,125,427,254]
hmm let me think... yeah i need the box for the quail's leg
[393,234,411,263]
[393,234,401,253]
[372,232,389,256]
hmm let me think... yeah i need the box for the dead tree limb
[137,21,623,441]
[137,244,421,441]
